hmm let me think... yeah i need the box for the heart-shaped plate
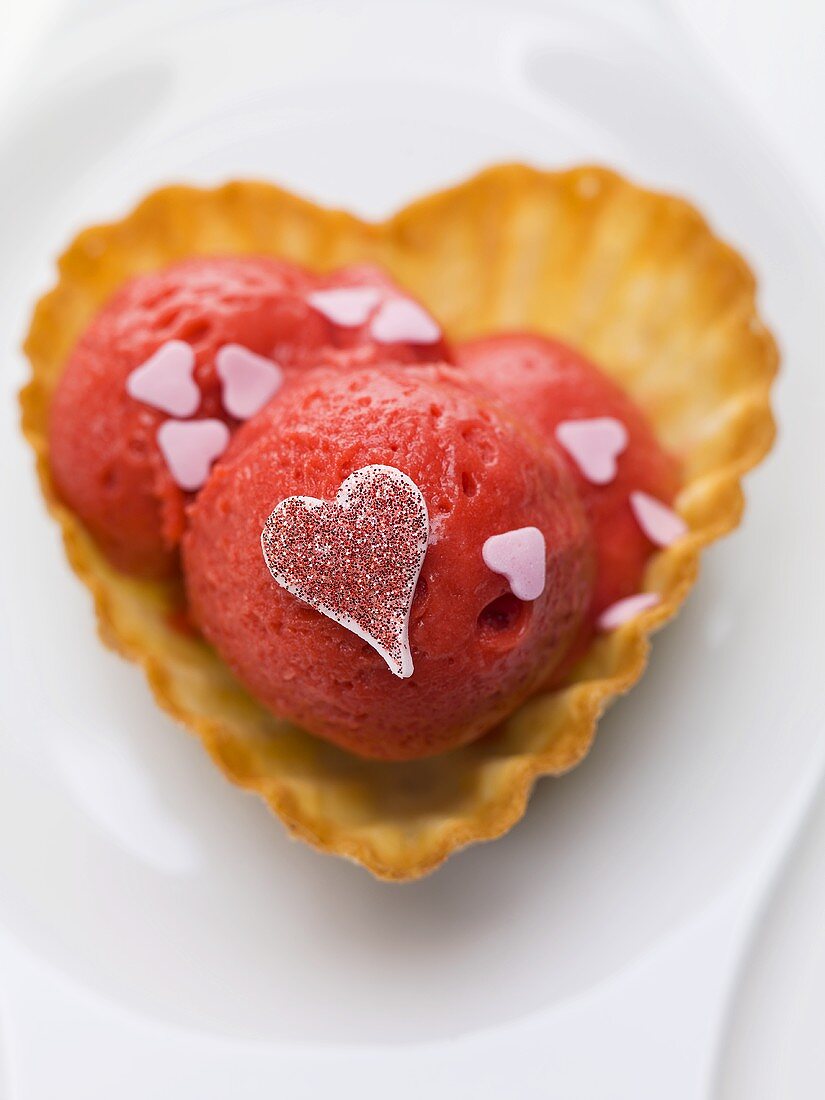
[20,164,777,879]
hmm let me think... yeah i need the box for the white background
[4,0,824,219]
[1,1,824,1097]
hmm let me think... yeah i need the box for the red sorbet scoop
[48,257,448,579]
[456,334,681,623]
[183,363,595,761]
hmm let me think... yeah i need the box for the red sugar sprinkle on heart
[261,465,429,678]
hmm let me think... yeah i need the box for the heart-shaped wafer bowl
[21,164,777,880]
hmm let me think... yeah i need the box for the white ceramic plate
[1,1,824,1096]
[716,785,825,1099]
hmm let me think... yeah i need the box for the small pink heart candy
[630,491,687,547]
[597,592,660,631]
[157,418,230,492]
[555,417,629,485]
[481,526,546,601]
[307,287,382,328]
[125,340,200,417]
[370,298,441,345]
[216,344,283,420]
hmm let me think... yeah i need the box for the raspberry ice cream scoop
[183,363,594,760]
[48,257,448,579]
[457,334,681,622]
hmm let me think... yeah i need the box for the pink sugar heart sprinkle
[555,416,628,485]
[370,298,441,345]
[216,343,283,420]
[481,526,546,601]
[306,287,382,328]
[597,592,660,631]
[157,418,230,492]
[125,340,199,417]
[261,465,429,679]
[630,491,687,547]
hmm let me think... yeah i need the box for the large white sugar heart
[261,465,429,678]
[555,416,628,485]
[481,526,546,601]
[157,418,230,492]
[216,343,283,420]
[126,340,200,417]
